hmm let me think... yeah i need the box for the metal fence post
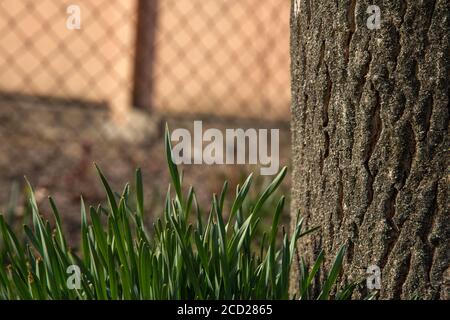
[133,0,159,110]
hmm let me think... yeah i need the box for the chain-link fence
[0,0,290,119]
[0,0,291,232]
[0,1,136,114]
[135,0,291,119]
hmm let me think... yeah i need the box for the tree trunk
[290,0,448,299]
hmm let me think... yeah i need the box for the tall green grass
[0,126,355,300]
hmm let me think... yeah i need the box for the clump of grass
[0,127,355,300]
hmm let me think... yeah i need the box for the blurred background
[0,0,291,240]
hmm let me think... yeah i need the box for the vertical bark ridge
[290,0,449,299]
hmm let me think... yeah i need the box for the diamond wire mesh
[0,0,290,226]
[147,0,291,120]
[0,0,290,119]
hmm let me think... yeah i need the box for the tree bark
[290,0,448,299]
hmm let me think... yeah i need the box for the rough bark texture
[290,0,449,299]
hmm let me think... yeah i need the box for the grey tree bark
[290,0,449,299]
